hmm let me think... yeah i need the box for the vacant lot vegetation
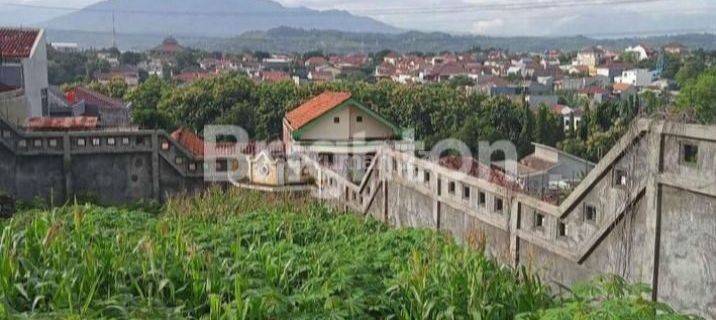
[0,189,699,319]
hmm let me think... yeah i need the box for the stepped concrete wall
[313,119,716,319]
[2,115,715,318]
[0,117,206,205]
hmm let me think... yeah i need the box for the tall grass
[0,188,700,319]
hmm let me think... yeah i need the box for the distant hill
[202,28,716,54]
[43,0,400,37]
[45,27,716,54]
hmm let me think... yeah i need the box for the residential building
[282,91,410,176]
[95,66,140,86]
[50,42,79,53]
[615,68,655,87]
[500,142,595,192]
[663,42,688,56]
[0,27,49,124]
[625,44,654,61]
[66,87,132,128]
[575,46,604,67]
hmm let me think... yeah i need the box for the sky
[3,0,716,36]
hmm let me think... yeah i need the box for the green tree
[126,76,171,129]
[677,67,716,123]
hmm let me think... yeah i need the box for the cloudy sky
[3,0,715,36]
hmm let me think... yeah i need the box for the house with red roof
[0,27,49,124]
[66,87,131,128]
[282,91,408,166]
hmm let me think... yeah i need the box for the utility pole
[111,10,117,49]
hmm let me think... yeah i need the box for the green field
[0,189,698,319]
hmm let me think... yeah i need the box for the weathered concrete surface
[659,186,716,317]
[315,120,716,319]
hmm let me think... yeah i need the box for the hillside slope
[43,0,400,37]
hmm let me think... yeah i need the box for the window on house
[463,186,470,200]
[424,171,430,184]
[122,137,130,145]
[1,130,10,138]
[175,157,184,165]
[77,138,86,147]
[92,138,101,146]
[33,139,42,148]
[107,137,116,146]
[49,139,58,148]
[534,212,545,229]
[558,221,568,237]
[681,143,699,166]
[448,181,456,194]
[584,204,597,222]
[478,191,486,207]
[136,137,145,146]
[17,139,27,148]
[189,163,197,171]
[494,197,504,213]
[613,169,628,187]
[356,116,363,122]
[333,117,340,124]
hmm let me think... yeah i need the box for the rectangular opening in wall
[681,142,699,166]
[494,197,504,213]
[584,204,597,223]
[356,116,363,123]
[558,221,568,238]
[448,181,456,194]
[534,212,545,229]
[478,191,486,207]
[463,186,470,200]
[423,171,430,184]
[613,169,627,187]
[107,137,116,146]
[333,117,340,124]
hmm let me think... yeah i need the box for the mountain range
[41,0,401,37]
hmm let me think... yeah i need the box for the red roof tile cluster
[69,87,125,109]
[0,28,40,59]
[285,91,352,130]
[171,128,283,158]
[439,156,523,192]
[260,71,289,83]
[26,116,98,131]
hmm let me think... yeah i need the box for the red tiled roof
[612,83,633,92]
[26,116,98,131]
[171,128,206,157]
[0,28,40,59]
[70,87,125,109]
[578,86,608,95]
[260,71,289,83]
[520,155,558,172]
[285,91,352,130]
[439,156,523,192]
[170,128,282,158]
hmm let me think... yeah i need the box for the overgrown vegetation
[0,189,700,319]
